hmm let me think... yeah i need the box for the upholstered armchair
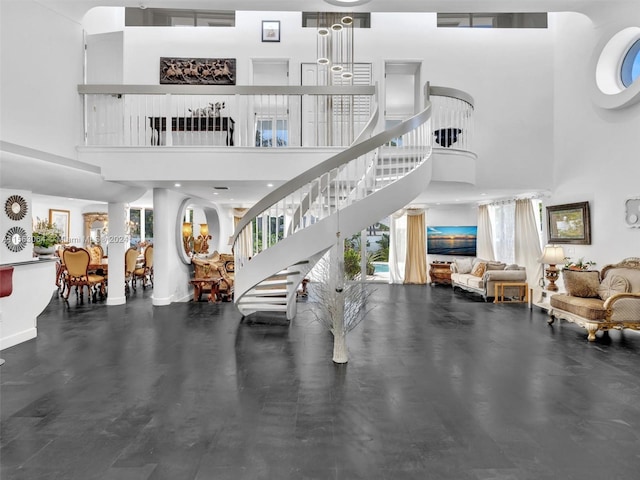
[62,246,106,302]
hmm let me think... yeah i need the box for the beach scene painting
[427,226,477,256]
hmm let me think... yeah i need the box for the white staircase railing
[231,96,434,319]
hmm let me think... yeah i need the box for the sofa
[450,257,527,301]
[548,257,640,341]
[190,252,235,302]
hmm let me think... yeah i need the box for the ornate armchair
[124,247,139,294]
[62,246,106,302]
[133,245,153,289]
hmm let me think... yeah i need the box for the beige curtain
[404,209,427,284]
[514,199,543,285]
[477,204,496,261]
[232,208,252,262]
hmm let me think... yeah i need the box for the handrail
[232,101,432,246]
[427,85,475,107]
[77,84,375,96]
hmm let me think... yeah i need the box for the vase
[34,246,55,257]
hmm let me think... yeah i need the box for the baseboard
[1,327,37,351]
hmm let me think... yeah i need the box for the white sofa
[450,257,527,301]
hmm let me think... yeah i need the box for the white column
[106,202,127,306]
[152,188,173,306]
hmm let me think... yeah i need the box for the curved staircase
[231,101,434,319]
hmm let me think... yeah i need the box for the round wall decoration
[4,195,28,221]
[4,226,28,252]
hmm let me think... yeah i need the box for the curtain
[404,209,427,284]
[489,202,516,264]
[477,204,496,261]
[388,209,407,284]
[514,199,543,286]
[233,208,252,264]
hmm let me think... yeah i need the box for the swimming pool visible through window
[621,39,640,88]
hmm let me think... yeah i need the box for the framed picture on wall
[49,209,70,243]
[546,201,591,244]
[262,20,280,42]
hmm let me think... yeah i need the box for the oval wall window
[621,39,640,88]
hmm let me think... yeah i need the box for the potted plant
[563,257,596,271]
[32,218,62,256]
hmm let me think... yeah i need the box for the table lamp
[539,244,565,291]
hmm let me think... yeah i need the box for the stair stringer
[234,152,433,319]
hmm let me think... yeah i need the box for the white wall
[31,195,89,247]
[551,10,640,267]
[117,11,555,196]
[0,0,85,159]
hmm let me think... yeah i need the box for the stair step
[256,280,293,287]
[239,298,287,305]
[273,270,301,277]
[244,289,288,297]
[239,304,287,312]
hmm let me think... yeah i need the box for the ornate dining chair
[133,244,153,289]
[124,247,139,294]
[62,246,106,302]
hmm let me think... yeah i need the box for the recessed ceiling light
[267,183,274,187]
[174,183,181,187]
[213,192,219,195]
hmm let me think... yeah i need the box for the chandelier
[316,12,355,82]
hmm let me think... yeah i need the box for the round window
[621,39,640,88]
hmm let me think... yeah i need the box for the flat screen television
[427,225,477,256]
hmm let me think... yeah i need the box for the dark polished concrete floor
[2,284,640,480]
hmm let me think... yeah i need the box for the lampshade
[182,222,192,238]
[539,245,565,264]
[199,223,209,237]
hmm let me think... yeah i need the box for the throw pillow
[486,261,506,271]
[597,274,630,301]
[455,258,473,274]
[471,262,487,277]
[505,264,521,271]
[562,270,600,298]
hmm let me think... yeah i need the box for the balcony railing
[77,84,375,148]
[428,85,475,152]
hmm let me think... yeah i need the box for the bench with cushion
[548,257,640,341]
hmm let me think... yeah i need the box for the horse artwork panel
[159,57,236,85]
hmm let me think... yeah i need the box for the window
[302,12,370,28]
[437,13,547,28]
[255,119,288,147]
[125,8,235,27]
[621,39,640,87]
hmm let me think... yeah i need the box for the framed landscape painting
[427,226,477,256]
[546,201,591,244]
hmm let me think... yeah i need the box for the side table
[429,262,452,286]
[494,282,529,303]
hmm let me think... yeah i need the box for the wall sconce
[539,244,566,291]
[194,223,211,254]
[182,222,193,256]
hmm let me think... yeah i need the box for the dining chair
[124,247,139,294]
[133,245,153,289]
[62,246,106,302]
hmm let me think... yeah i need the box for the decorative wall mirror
[83,212,108,248]
[176,198,220,265]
